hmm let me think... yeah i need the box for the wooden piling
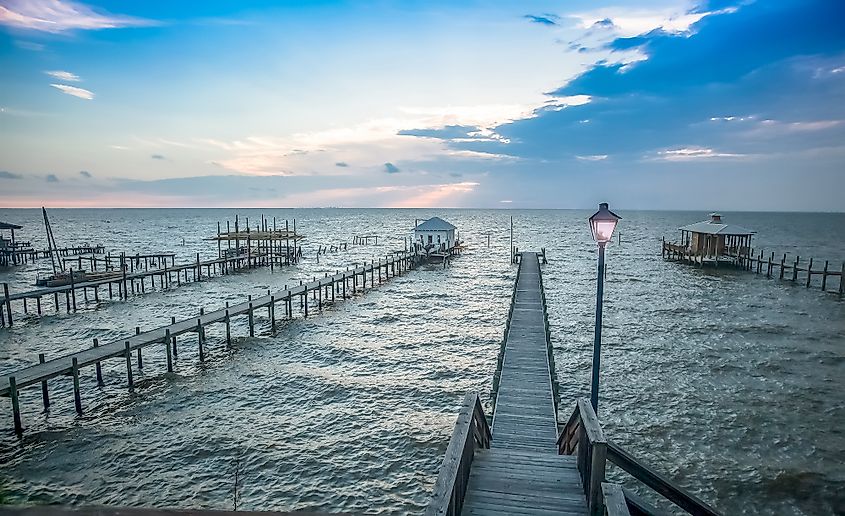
[270,296,276,332]
[248,296,254,337]
[10,376,22,435]
[225,308,231,347]
[136,327,143,369]
[822,260,829,291]
[72,357,82,415]
[806,258,814,288]
[171,316,178,357]
[197,318,205,361]
[793,257,800,282]
[94,338,104,386]
[165,329,173,372]
[779,254,786,279]
[39,353,49,410]
[124,341,134,391]
[3,282,11,326]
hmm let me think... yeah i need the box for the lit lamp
[588,202,620,414]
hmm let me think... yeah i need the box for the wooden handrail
[602,483,632,516]
[559,400,721,516]
[607,441,721,516]
[558,398,607,516]
[426,392,491,516]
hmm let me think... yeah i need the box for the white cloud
[653,147,744,161]
[45,70,80,82]
[50,84,94,100]
[571,5,736,38]
[576,154,608,161]
[1,0,155,33]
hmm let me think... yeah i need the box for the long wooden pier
[428,252,723,516]
[2,252,420,435]
[1,250,275,327]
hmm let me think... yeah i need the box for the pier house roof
[679,213,754,236]
[414,217,456,231]
[0,222,23,230]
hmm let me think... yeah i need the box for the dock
[2,252,421,434]
[1,251,270,327]
[428,252,723,516]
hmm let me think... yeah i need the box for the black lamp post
[588,202,621,414]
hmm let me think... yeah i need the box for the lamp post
[588,202,621,414]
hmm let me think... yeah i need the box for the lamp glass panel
[592,220,617,243]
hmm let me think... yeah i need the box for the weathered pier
[2,252,420,435]
[663,239,844,296]
[428,252,722,516]
[1,251,270,327]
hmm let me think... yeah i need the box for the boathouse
[414,217,456,252]
[0,221,26,267]
[663,213,755,266]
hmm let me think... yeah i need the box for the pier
[1,251,268,327]
[428,252,722,516]
[663,238,844,296]
[2,252,420,435]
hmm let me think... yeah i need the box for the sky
[0,0,843,210]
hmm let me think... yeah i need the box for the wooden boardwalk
[2,253,419,434]
[462,252,585,515]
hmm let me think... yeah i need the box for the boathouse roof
[679,213,754,236]
[415,217,456,231]
[0,222,23,230]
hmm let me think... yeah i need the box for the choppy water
[0,208,843,515]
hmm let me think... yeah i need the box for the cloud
[0,0,156,33]
[576,154,609,161]
[14,40,45,51]
[151,154,165,160]
[384,162,400,174]
[335,161,349,167]
[524,14,559,26]
[79,170,91,178]
[45,70,80,82]
[653,147,745,161]
[500,200,513,204]
[45,174,59,182]
[0,171,23,179]
[50,84,94,100]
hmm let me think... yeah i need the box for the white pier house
[413,217,463,264]
[663,213,755,266]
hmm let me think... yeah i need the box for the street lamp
[588,202,621,414]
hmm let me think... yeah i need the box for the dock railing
[426,392,491,516]
[559,398,722,516]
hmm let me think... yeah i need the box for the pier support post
[806,258,814,288]
[840,262,845,297]
[70,269,77,311]
[124,342,134,391]
[4,283,13,327]
[270,296,276,332]
[197,318,205,361]
[72,357,82,415]
[248,300,254,337]
[135,327,143,369]
[39,353,50,410]
[9,376,22,435]
[93,339,104,386]
[822,260,829,291]
[780,254,786,280]
[171,316,178,358]
[225,308,231,347]
[165,329,173,372]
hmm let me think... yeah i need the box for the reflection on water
[0,208,843,515]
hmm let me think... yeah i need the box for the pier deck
[462,253,585,515]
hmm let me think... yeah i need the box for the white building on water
[413,217,457,253]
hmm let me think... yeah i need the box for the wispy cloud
[384,162,400,174]
[151,154,166,160]
[335,162,349,167]
[14,40,45,51]
[524,14,559,26]
[0,171,23,179]
[45,70,80,82]
[45,173,59,182]
[50,83,94,99]
[576,154,609,161]
[0,0,156,33]
[79,170,91,178]
[653,147,745,161]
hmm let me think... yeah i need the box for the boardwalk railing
[491,255,522,408]
[558,398,607,515]
[426,392,491,516]
[559,398,722,516]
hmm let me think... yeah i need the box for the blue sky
[0,0,843,210]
